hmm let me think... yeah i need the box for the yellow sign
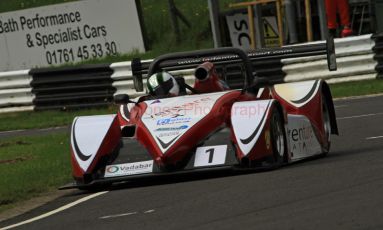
[263,18,279,47]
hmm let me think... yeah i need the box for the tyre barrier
[30,64,115,111]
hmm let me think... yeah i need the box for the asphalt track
[0,126,68,140]
[1,95,383,230]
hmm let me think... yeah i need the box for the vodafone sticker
[104,160,154,177]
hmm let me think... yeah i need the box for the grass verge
[0,106,116,132]
[0,133,71,213]
[329,79,383,98]
[0,0,77,13]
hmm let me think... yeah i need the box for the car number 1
[193,145,227,167]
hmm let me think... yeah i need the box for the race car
[62,40,338,190]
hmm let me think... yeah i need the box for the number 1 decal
[206,148,215,163]
[194,145,227,167]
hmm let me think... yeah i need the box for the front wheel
[270,107,288,165]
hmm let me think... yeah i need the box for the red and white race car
[64,43,338,189]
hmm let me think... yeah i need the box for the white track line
[0,127,67,135]
[99,209,156,220]
[1,191,108,230]
[366,136,383,140]
[337,113,383,120]
[334,105,348,108]
[334,93,383,101]
[144,209,155,214]
[99,212,137,219]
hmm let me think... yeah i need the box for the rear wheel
[322,96,331,154]
[270,107,287,165]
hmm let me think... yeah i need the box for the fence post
[208,0,222,48]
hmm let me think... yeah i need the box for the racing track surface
[1,95,383,230]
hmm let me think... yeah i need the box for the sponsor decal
[155,125,188,132]
[156,117,191,125]
[287,114,322,160]
[142,92,229,152]
[104,160,154,177]
[288,125,314,153]
[158,131,180,137]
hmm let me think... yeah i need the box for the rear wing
[131,36,337,91]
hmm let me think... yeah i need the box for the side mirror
[114,94,132,104]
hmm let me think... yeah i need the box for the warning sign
[226,14,280,49]
[263,16,279,47]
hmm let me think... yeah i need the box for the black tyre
[322,96,332,154]
[270,107,287,165]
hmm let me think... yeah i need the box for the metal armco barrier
[29,65,115,110]
[0,34,381,113]
[0,70,34,113]
[372,33,383,78]
[283,34,378,83]
[111,61,134,96]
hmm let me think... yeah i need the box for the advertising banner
[0,0,145,71]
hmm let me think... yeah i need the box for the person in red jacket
[325,0,353,37]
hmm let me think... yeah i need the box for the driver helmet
[147,71,180,97]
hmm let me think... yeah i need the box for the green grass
[0,0,77,13]
[0,107,115,132]
[0,133,71,213]
[329,79,383,98]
